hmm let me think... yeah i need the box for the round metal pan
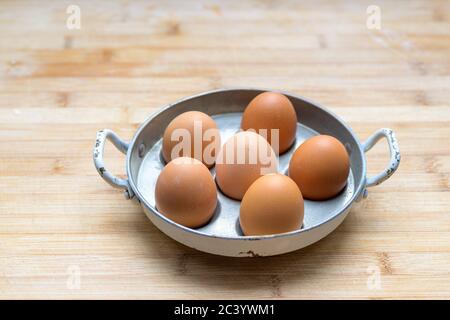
[93,88,400,257]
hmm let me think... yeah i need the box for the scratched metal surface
[137,112,355,238]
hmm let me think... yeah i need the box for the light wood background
[1,0,449,299]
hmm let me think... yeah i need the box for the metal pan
[93,88,400,257]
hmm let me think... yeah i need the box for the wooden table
[1,0,449,299]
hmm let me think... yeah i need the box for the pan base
[137,112,355,238]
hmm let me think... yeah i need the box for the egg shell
[240,174,304,236]
[155,157,217,228]
[215,131,278,200]
[241,92,297,154]
[162,111,221,168]
[289,135,350,200]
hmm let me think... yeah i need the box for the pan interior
[136,111,356,238]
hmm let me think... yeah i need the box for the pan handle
[93,129,134,199]
[362,128,401,188]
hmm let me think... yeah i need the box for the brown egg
[162,111,221,167]
[240,174,304,236]
[155,157,217,228]
[241,92,297,154]
[215,131,278,200]
[289,135,350,200]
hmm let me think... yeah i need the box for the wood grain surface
[0,0,449,299]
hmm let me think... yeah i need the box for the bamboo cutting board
[0,0,449,299]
